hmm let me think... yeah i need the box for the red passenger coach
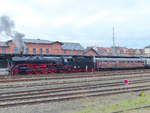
[95,57,145,70]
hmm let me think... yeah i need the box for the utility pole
[112,26,116,56]
[112,26,115,48]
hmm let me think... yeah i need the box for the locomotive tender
[8,55,150,75]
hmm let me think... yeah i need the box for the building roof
[84,47,93,52]
[95,47,112,55]
[84,47,99,55]
[0,42,8,47]
[87,46,110,56]
[145,45,150,48]
[50,41,63,45]
[84,47,96,52]
[139,49,144,53]
[6,39,85,50]
[62,42,84,50]
[23,39,52,44]
[128,49,136,53]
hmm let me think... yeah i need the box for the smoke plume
[0,15,25,54]
[13,32,25,54]
[0,15,15,36]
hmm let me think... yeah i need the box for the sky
[0,0,150,48]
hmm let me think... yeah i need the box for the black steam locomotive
[9,56,94,75]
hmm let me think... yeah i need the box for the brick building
[144,45,150,56]
[0,39,145,56]
[87,46,144,56]
[84,47,99,56]
[0,42,8,53]
[0,39,85,55]
[85,46,113,56]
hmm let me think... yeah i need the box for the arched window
[14,48,19,53]
[33,48,36,54]
[39,48,43,54]
[46,48,49,54]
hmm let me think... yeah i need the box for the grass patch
[73,94,150,113]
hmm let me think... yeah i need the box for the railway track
[1,73,150,89]
[0,76,150,107]
[0,69,150,108]
[0,69,150,83]
[1,68,150,80]
[1,78,150,99]
[0,82,149,108]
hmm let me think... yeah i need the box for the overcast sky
[0,0,150,48]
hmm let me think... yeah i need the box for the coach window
[33,48,36,54]
[39,48,43,54]
[14,48,19,53]
[46,48,49,54]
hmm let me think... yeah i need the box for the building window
[46,48,49,54]
[71,50,74,55]
[33,48,36,54]
[39,48,43,54]
[64,50,67,54]
[78,50,81,54]
[25,48,29,54]
[2,48,7,53]
[14,48,19,53]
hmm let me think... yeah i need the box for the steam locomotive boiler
[9,56,94,75]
